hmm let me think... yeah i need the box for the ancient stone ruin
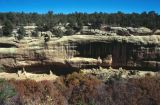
[0,34,160,74]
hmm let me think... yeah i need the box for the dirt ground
[0,68,159,81]
[0,72,58,81]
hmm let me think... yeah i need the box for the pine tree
[2,20,13,37]
[17,26,26,40]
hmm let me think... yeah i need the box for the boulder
[127,27,152,35]
[136,27,152,35]
[110,27,130,36]
[154,29,160,35]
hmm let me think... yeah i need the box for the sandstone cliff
[0,35,160,72]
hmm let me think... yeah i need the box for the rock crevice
[0,35,160,72]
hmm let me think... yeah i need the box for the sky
[0,0,160,14]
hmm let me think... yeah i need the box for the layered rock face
[81,26,153,36]
[0,35,160,72]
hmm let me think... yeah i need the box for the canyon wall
[0,35,160,72]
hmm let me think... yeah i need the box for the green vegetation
[17,26,26,40]
[31,30,38,37]
[65,28,76,35]
[2,20,13,37]
[0,72,160,105]
[51,28,64,37]
[0,79,16,104]
[0,65,5,72]
[0,11,160,37]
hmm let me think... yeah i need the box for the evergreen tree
[2,20,13,37]
[17,26,26,40]
[0,11,160,33]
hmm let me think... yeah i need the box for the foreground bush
[0,72,160,105]
[10,79,67,105]
[0,79,17,105]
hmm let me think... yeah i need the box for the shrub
[0,29,3,37]
[63,72,102,105]
[0,65,5,72]
[0,79,16,104]
[31,31,39,37]
[2,20,13,37]
[65,28,75,35]
[2,72,160,105]
[51,28,64,37]
[10,79,68,105]
[17,26,26,40]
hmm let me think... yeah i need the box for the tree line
[0,11,160,37]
